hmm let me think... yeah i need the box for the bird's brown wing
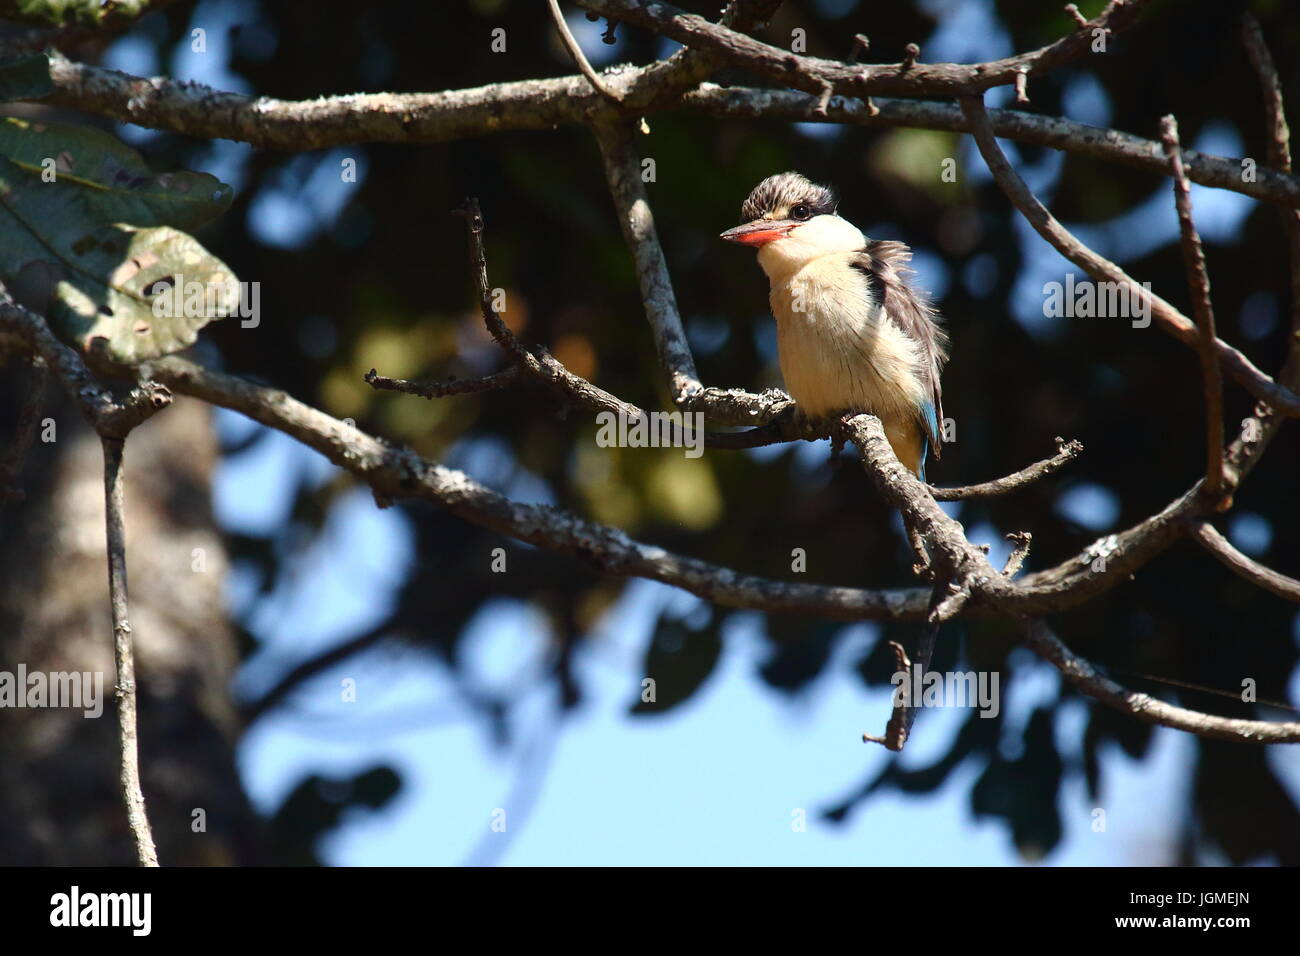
[851,241,949,458]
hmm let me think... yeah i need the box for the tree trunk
[0,368,260,865]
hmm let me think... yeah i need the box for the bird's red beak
[719,220,796,247]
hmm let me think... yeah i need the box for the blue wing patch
[917,401,940,482]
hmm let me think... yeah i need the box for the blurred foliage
[7,0,1299,863]
[267,766,401,866]
[0,0,168,29]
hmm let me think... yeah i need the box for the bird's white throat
[756,214,867,281]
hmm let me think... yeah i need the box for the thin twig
[1230,15,1300,481]
[958,93,1300,418]
[684,88,1300,208]
[592,121,702,404]
[864,577,971,751]
[364,366,522,399]
[862,640,912,749]
[575,0,1150,98]
[102,435,159,866]
[447,198,802,449]
[1160,115,1228,505]
[1190,521,1300,603]
[811,79,834,118]
[928,437,1082,501]
[547,0,623,102]
[1002,532,1032,577]
[1026,618,1300,743]
[1063,4,1089,29]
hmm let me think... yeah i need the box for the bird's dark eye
[791,203,813,221]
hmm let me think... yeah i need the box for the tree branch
[147,355,934,622]
[1160,115,1228,505]
[0,293,171,435]
[548,0,624,102]
[1002,532,1032,578]
[1190,521,1300,603]
[958,92,1300,419]
[683,87,1300,208]
[574,0,1151,99]
[928,437,1082,501]
[1026,618,1300,743]
[841,414,1004,599]
[1228,15,1300,484]
[364,366,522,399]
[101,434,160,866]
[368,198,813,450]
[592,120,703,406]
[10,40,1300,207]
[2,292,172,863]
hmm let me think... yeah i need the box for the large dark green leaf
[0,118,236,362]
[0,0,160,29]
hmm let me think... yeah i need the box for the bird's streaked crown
[739,171,837,223]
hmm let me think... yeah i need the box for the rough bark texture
[0,375,260,865]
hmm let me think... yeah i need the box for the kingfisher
[720,172,948,479]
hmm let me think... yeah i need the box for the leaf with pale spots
[0,0,166,29]
[0,118,235,362]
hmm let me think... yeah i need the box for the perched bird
[721,172,948,478]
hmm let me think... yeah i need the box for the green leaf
[0,54,52,101]
[0,118,237,363]
[0,117,232,230]
[0,1,163,29]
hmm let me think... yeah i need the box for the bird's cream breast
[768,254,927,420]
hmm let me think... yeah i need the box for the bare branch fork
[572,0,1150,99]
[958,92,1300,419]
[0,294,169,865]
[1160,115,1229,507]
[368,198,818,449]
[547,0,624,103]
[93,389,172,869]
